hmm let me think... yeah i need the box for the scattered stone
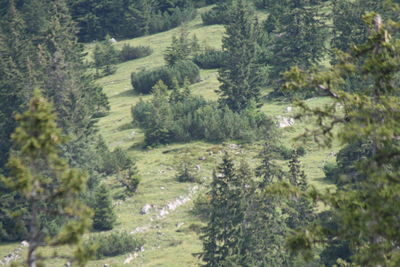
[160,186,166,190]
[198,156,206,161]
[131,226,150,234]
[124,253,139,264]
[194,165,201,171]
[109,38,117,43]
[176,222,185,228]
[278,116,295,128]
[229,144,239,150]
[20,241,29,247]
[159,170,165,174]
[140,204,155,215]
[286,106,293,113]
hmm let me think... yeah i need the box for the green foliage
[266,0,327,96]
[85,231,144,259]
[331,0,397,53]
[92,184,116,231]
[69,0,197,42]
[119,44,153,62]
[164,26,200,66]
[192,49,225,69]
[131,60,200,94]
[284,13,400,265]
[201,0,231,25]
[175,151,199,183]
[217,0,266,112]
[131,85,275,145]
[200,153,247,266]
[93,39,119,77]
[3,90,92,266]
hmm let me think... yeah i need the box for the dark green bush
[131,60,200,94]
[296,146,307,156]
[85,231,143,259]
[201,5,230,25]
[323,162,339,183]
[131,93,275,146]
[193,50,225,69]
[120,44,153,62]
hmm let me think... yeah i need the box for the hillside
[0,5,338,267]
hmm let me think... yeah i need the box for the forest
[0,0,399,266]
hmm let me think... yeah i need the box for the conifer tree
[3,90,92,267]
[92,184,116,231]
[164,25,195,66]
[255,141,283,187]
[267,0,327,93]
[287,150,314,229]
[0,0,33,169]
[284,13,400,265]
[216,0,265,112]
[201,153,247,266]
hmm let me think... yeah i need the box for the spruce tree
[3,90,92,267]
[285,13,400,265]
[0,0,33,169]
[164,26,192,66]
[216,0,265,112]
[287,150,314,229]
[92,184,116,231]
[267,0,327,93]
[255,141,283,187]
[201,153,248,266]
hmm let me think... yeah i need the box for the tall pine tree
[267,0,327,94]
[217,0,265,112]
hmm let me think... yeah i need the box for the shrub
[120,44,153,62]
[131,89,275,146]
[193,50,225,69]
[131,60,200,94]
[85,231,143,259]
[201,6,230,25]
[323,162,339,183]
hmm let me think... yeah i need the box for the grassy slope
[0,6,339,267]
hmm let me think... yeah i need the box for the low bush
[85,231,144,259]
[131,60,200,94]
[193,50,225,69]
[120,44,153,62]
[131,87,275,146]
[201,5,230,25]
[323,162,339,183]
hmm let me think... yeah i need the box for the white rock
[20,241,29,247]
[140,204,154,215]
[109,38,117,43]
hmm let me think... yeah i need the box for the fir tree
[267,0,327,94]
[201,153,247,266]
[287,150,314,229]
[216,0,265,112]
[3,89,92,267]
[92,184,116,231]
[255,141,283,187]
[164,25,194,66]
[285,13,400,265]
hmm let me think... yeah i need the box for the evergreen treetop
[4,89,92,267]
